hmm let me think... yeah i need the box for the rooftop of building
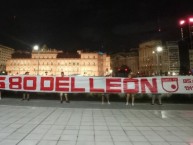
[12,51,31,58]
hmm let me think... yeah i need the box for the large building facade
[0,45,14,74]
[6,48,111,76]
[139,40,173,76]
[110,49,139,76]
[139,40,180,76]
[139,40,163,76]
[165,41,180,76]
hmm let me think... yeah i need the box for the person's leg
[126,94,129,105]
[0,91,1,100]
[27,93,30,101]
[152,94,155,105]
[22,93,26,100]
[65,93,69,103]
[158,94,162,105]
[60,93,63,103]
[102,94,104,104]
[131,94,135,106]
[106,94,110,104]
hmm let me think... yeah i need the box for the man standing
[151,93,162,105]
[126,73,135,106]
[101,93,110,104]
[22,72,30,101]
[60,72,70,103]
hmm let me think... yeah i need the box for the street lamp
[33,45,39,75]
[178,17,193,48]
[179,19,186,40]
[188,17,193,49]
[153,46,163,75]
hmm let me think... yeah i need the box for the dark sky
[0,0,193,52]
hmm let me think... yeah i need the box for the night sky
[0,0,193,52]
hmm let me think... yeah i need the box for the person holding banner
[126,73,135,106]
[101,93,110,104]
[101,73,111,104]
[126,93,135,106]
[60,72,70,103]
[22,72,30,101]
[151,73,162,105]
[151,93,162,105]
[60,93,69,103]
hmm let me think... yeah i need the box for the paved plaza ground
[0,98,193,145]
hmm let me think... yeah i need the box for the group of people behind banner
[5,71,162,105]
[101,93,162,106]
[126,73,162,106]
[20,71,70,103]
[101,73,162,106]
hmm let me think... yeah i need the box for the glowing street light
[189,17,193,23]
[179,19,186,40]
[188,17,193,49]
[33,45,39,75]
[33,45,39,51]
[157,46,163,52]
[179,20,186,26]
[178,17,193,42]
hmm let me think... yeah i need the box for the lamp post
[153,46,163,75]
[188,17,193,49]
[33,45,39,75]
[179,17,193,48]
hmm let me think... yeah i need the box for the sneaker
[60,100,63,103]
[102,102,104,104]
[151,103,154,105]
[66,100,70,103]
[158,103,162,105]
[131,103,134,106]
[126,102,129,105]
[108,101,111,104]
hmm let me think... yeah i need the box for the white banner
[0,75,193,94]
